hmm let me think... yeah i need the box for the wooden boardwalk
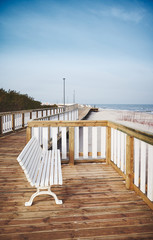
[0,130,153,239]
[78,106,91,120]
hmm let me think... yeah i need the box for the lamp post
[63,78,65,112]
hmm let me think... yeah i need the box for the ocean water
[90,104,153,113]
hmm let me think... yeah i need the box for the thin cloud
[110,7,146,23]
[91,6,146,23]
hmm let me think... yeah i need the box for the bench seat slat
[54,150,58,185]
[27,146,42,183]
[40,151,49,187]
[58,150,62,185]
[35,151,47,187]
[31,155,42,186]
[24,143,41,176]
[50,150,54,185]
[45,150,51,187]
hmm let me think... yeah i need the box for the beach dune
[86,109,153,134]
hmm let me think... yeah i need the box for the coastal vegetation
[0,88,57,112]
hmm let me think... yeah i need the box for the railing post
[126,135,134,190]
[22,113,24,128]
[26,126,31,143]
[106,126,111,164]
[0,116,2,134]
[30,111,32,119]
[69,127,74,165]
[12,114,15,131]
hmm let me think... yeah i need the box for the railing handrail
[0,104,78,116]
[28,120,108,127]
[108,121,153,145]
[27,120,153,145]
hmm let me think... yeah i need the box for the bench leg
[25,187,63,206]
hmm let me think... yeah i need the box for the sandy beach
[87,108,153,134]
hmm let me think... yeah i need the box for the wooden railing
[108,121,153,210]
[0,104,78,135]
[26,119,153,210]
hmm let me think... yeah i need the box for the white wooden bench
[17,137,63,206]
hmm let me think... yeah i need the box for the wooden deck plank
[0,130,153,240]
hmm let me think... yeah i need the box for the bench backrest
[17,137,43,184]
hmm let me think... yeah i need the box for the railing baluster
[33,127,39,140]
[120,132,125,172]
[52,127,58,150]
[75,127,79,159]
[148,144,153,201]
[134,138,140,187]
[114,129,117,164]
[92,127,97,158]
[62,127,67,159]
[111,128,114,161]
[101,127,106,158]
[140,141,147,194]
[83,127,88,158]
[117,131,121,168]
[43,127,48,150]
[69,127,74,164]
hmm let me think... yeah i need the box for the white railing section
[35,108,78,122]
[15,113,22,130]
[2,114,12,133]
[43,110,46,117]
[0,104,78,135]
[32,126,106,161]
[111,129,127,174]
[24,112,31,127]
[31,108,79,152]
[76,126,106,159]
[134,138,153,201]
[110,126,153,203]
[31,112,36,119]
[108,121,153,210]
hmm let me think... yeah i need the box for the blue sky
[0,0,153,104]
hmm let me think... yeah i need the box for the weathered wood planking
[78,106,91,120]
[0,130,153,239]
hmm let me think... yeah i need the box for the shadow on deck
[0,130,153,240]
